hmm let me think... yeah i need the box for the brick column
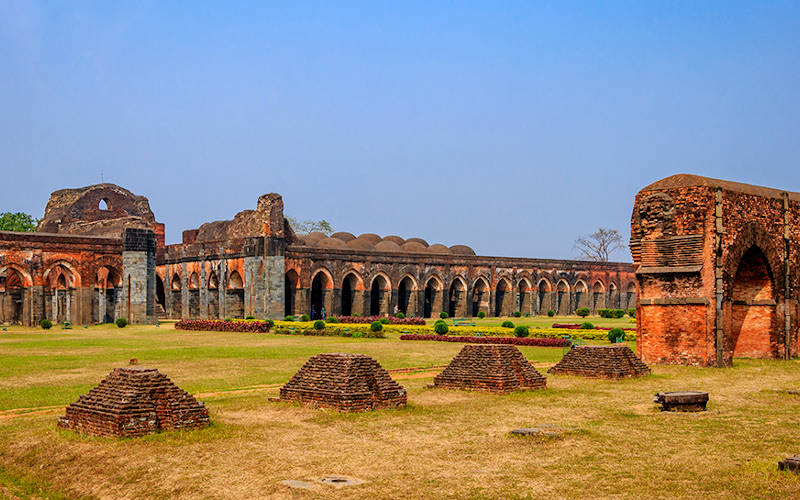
[122,228,156,324]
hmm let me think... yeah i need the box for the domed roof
[375,240,402,253]
[449,245,475,256]
[305,232,327,242]
[426,244,452,254]
[405,237,429,247]
[330,232,356,242]
[347,239,376,250]
[317,237,347,248]
[356,233,381,244]
[402,242,427,253]
[381,235,405,246]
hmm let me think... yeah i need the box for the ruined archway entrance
[227,270,244,319]
[471,278,489,317]
[285,270,299,317]
[341,272,363,317]
[369,274,390,316]
[448,278,466,317]
[0,268,25,324]
[518,279,531,316]
[537,280,551,315]
[592,281,605,313]
[574,281,588,311]
[170,273,182,318]
[398,276,416,316]
[494,279,511,317]
[311,271,333,319]
[728,246,777,358]
[96,266,119,323]
[424,277,442,318]
[556,280,570,315]
[155,275,166,317]
[207,270,219,319]
[624,282,636,311]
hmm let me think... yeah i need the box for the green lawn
[1,323,799,499]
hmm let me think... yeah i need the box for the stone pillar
[219,259,227,319]
[164,263,171,318]
[122,228,157,324]
[200,252,208,319]
[181,257,189,319]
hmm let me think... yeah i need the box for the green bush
[284,315,296,322]
[580,322,594,330]
[300,314,310,321]
[501,320,515,328]
[224,318,233,322]
[613,309,626,319]
[513,311,522,318]
[265,319,275,328]
[434,322,449,335]
[370,321,383,332]
[40,319,52,330]
[379,317,390,324]
[608,328,625,343]
[313,320,325,330]
[116,317,128,328]
[353,313,360,317]
[477,311,486,319]
[598,309,610,318]
[514,325,530,338]
[396,312,405,319]
[627,308,636,318]
[245,315,255,320]
[576,307,590,318]
[326,316,338,323]
[439,311,449,319]
[547,309,555,317]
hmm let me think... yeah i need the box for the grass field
[1,318,799,499]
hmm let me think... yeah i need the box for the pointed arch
[517,277,532,316]
[556,279,570,315]
[448,276,467,317]
[226,270,245,318]
[397,274,418,316]
[537,278,552,315]
[369,273,391,316]
[423,275,443,318]
[471,276,490,317]
[592,280,606,312]
[728,245,778,359]
[340,270,364,317]
[494,277,512,317]
[574,280,589,310]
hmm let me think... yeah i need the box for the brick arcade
[631,174,800,367]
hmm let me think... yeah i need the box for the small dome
[347,239,376,250]
[449,245,476,256]
[330,232,356,242]
[375,240,402,253]
[296,235,317,247]
[405,237,429,247]
[402,242,427,253]
[356,233,381,244]
[426,244,451,254]
[305,232,326,242]
[317,237,347,248]
[382,235,405,246]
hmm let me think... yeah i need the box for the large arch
[96,266,121,323]
[727,246,778,359]
[608,282,619,309]
[311,269,334,319]
[623,282,636,311]
[592,280,606,312]
[206,269,219,319]
[369,273,391,316]
[0,266,28,324]
[423,276,443,318]
[227,270,245,318]
[517,278,532,316]
[397,275,417,316]
[556,280,570,316]
[537,279,552,315]
[155,274,166,318]
[340,271,364,317]
[188,272,200,318]
[170,272,182,318]
[471,277,490,317]
[44,263,76,323]
[574,280,589,311]
[448,277,467,318]
[285,269,300,317]
[494,278,512,317]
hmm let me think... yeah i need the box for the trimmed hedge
[400,334,569,347]
[336,315,425,325]
[273,324,385,338]
[176,319,272,333]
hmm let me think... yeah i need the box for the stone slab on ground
[778,456,800,474]
[509,425,578,439]
[654,391,709,412]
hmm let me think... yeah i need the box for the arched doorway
[729,246,777,358]
[624,282,636,311]
[96,266,119,323]
[285,270,299,317]
[448,278,466,317]
[471,278,489,317]
[369,274,390,316]
[311,271,333,319]
[556,280,570,315]
[188,272,200,318]
[592,281,605,312]
[537,279,551,315]
[46,264,74,323]
[207,270,219,319]
[424,277,442,318]
[227,270,244,318]
[155,275,166,317]
[170,273,182,318]
[494,279,511,317]
[518,279,531,315]
[0,268,25,324]
[398,276,416,315]
[608,282,618,309]
[341,272,363,317]
[574,280,589,311]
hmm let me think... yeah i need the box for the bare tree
[286,216,333,235]
[573,228,625,262]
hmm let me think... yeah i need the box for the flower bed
[333,316,425,325]
[399,334,569,347]
[552,323,636,332]
[272,323,385,338]
[175,319,271,333]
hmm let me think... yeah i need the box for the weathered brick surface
[279,353,407,412]
[57,366,209,437]
[548,345,651,379]
[433,344,546,393]
[631,174,800,366]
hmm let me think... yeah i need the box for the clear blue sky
[2,1,799,261]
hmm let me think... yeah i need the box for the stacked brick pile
[433,344,547,393]
[279,353,407,412]
[548,345,651,379]
[57,366,210,437]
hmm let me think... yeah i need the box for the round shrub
[439,311,449,319]
[245,315,255,320]
[313,320,325,330]
[608,328,625,342]
[284,315,296,322]
[396,312,405,319]
[300,314,310,321]
[116,317,128,328]
[353,313,360,317]
[547,309,555,317]
[40,319,52,330]
[501,320,515,328]
[326,316,338,323]
[370,321,383,332]
[477,311,486,319]
[379,317,390,325]
[434,322,449,335]
[580,322,594,330]
[576,307,590,318]
[265,319,275,328]
[627,308,636,318]
[513,311,522,318]
[613,309,626,319]
[514,325,530,338]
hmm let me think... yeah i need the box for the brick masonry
[548,345,651,379]
[433,344,547,393]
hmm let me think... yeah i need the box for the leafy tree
[286,216,333,235]
[0,212,38,232]
[573,228,625,262]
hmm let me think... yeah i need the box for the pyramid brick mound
[57,366,209,437]
[548,345,651,379]
[433,344,546,393]
[279,353,407,412]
